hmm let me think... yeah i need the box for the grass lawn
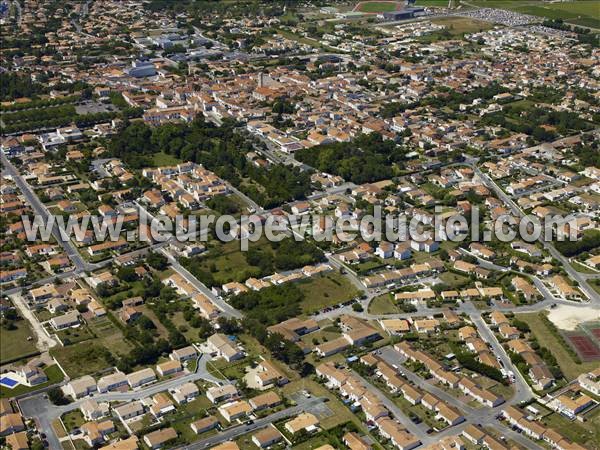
[591,280,600,296]
[368,293,399,315]
[356,1,401,13]
[52,419,68,438]
[0,320,38,364]
[61,410,86,432]
[571,261,598,274]
[415,0,452,5]
[151,152,182,167]
[50,342,115,378]
[281,379,364,430]
[516,312,600,380]
[439,271,470,289]
[300,325,342,348]
[296,273,361,314]
[207,355,253,381]
[56,325,95,346]
[185,236,273,286]
[0,364,64,398]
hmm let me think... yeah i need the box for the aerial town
[0,0,599,450]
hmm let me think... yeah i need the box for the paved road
[179,397,326,450]
[227,184,263,214]
[464,303,534,404]
[8,292,59,352]
[377,346,545,449]
[19,355,222,450]
[162,249,244,319]
[2,153,91,272]
[473,165,600,304]
[350,370,430,445]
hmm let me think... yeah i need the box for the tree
[48,387,70,405]
[147,251,168,270]
[117,266,137,282]
[352,303,364,312]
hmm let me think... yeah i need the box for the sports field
[354,1,404,13]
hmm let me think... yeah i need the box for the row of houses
[316,362,421,450]
[395,342,504,408]
[66,345,198,398]
[502,406,586,450]
[362,259,444,289]
[221,263,333,296]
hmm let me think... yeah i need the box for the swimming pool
[0,376,19,388]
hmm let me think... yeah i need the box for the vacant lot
[516,312,600,380]
[0,320,38,364]
[368,293,399,315]
[87,315,132,356]
[541,408,600,449]
[184,237,273,286]
[50,342,115,378]
[297,273,361,314]
[151,151,182,167]
[439,271,470,289]
[430,16,495,34]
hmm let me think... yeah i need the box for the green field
[430,16,495,34]
[368,293,399,315]
[151,151,183,167]
[356,1,401,13]
[183,237,273,286]
[297,273,362,314]
[86,315,132,356]
[541,408,600,449]
[0,321,38,364]
[50,342,115,378]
